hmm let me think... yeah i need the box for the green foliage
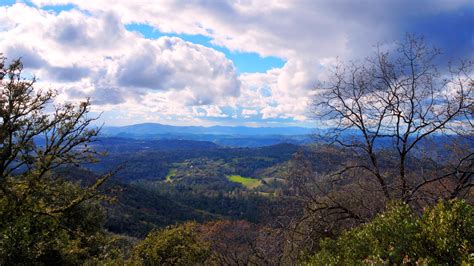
[418,199,474,264]
[0,180,110,264]
[309,200,473,265]
[130,222,211,265]
[0,57,116,263]
[165,168,177,182]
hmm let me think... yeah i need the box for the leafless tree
[282,147,386,260]
[311,34,472,207]
[199,220,286,265]
[281,36,472,259]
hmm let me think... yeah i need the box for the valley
[79,137,308,236]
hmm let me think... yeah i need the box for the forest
[0,36,472,265]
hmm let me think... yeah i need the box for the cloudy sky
[0,0,472,127]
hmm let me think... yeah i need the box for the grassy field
[165,169,177,182]
[226,175,262,189]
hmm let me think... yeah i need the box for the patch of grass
[165,169,177,182]
[226,175,262,189]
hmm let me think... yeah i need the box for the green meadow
[165,169,177,182]
[226,175,262,189]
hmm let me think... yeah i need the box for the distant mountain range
[99,123,319,147]
[98,122,466,149]
[101,123,317,137]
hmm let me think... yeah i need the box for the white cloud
[1,0,471,126]
[112,37,241,106]
[241,109,257,116]
[194,105,228,118]
[30,0,472,61]
[237,57,328,122]
[0,3,241,122]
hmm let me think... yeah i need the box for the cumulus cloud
[194,105,228,118]
[3,44,48,69]
[241,109,258,116]
[236,57,327,122]
[0,3,242,123]
[47,65,91,82]
[114,38,240,105]
[240,109,258,119]
[1,1,471,126]
[30,0,473,61]
[65,86,126,105]
[47,11,125,51]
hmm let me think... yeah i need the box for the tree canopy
[0,56,115,263]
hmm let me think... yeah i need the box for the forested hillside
[80,140,306,236]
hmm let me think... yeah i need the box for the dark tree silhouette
[312,35,472,203]
[284,36,472,257]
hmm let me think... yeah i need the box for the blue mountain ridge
[100,122,318,137]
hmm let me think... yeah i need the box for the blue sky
[0,0,472,127]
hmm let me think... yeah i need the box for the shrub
[130,222,211,265]
[309,200,473,264]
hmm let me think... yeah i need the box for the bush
[130,222,211,265]
[309,200,473,264]
[419,200,473,264]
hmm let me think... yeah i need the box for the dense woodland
[0,36,472,265]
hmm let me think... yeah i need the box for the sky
[0,0,472,127]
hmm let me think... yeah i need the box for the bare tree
[281,36,472,260]
[312,35,472,206]
[283,147,385,259]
